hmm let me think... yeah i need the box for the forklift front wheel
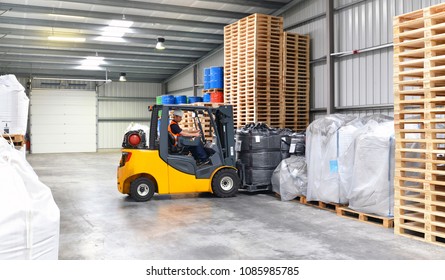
[212,169,239,198]
[130,177,155,202]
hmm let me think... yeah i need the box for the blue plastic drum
[174,95,187,104]
[203,93,211,102]
[209,66,223,89]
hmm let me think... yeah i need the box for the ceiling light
[156,37,165,50]
[78,56,105,70]
[102,26,129,37]
[48,14,85,19]
[48,36,85,42]
[109,20,133,28]
[119,73,127,82]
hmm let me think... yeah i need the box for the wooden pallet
[290,195,344,213]
[202,88,223,93]
[336,207,394,228]
[394,208,445,248]
[2,134,25,147]
[189,102,225,108]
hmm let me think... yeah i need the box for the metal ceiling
[0,0,294,83]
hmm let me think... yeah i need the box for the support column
[326,0,335,114]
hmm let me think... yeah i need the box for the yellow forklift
[117,104,240,201]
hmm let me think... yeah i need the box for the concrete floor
[26,151,445,260]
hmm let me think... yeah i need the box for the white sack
[272,156,307,201]
[0,75,29,135]
[347,121,395,217]
[0,137,60,259]
[306,114,358,204]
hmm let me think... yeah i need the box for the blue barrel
[161,95,175,104]
[188,96,203,103]
[203,93,211,102]
[204,68,211,90]
[175,95,187,104]
[209,66,223,89]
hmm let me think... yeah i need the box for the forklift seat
[168,132,183,154]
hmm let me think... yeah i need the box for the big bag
[0,137,60,259]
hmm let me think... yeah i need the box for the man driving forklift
[168,109,210,166]
[117,104,240,202]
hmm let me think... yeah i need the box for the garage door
[30,89,96,153]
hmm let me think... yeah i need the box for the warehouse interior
[2,0,445,262]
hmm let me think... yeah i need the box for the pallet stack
[224,13,283,128]
[171,103,224,141]
[393,3,445,247]
[282,32,310,131]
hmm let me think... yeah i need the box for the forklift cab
[117,104,240,202]
[153,105,234,173]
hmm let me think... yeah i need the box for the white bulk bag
[271,156,307,201]
[0,137,60,259]
[347,121,395,217]
[0,74,29,135]
[306,114,359,204]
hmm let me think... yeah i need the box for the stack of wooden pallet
[282,32,310,132]
[393,2,445,248]
[224,13,310,130]
[224,13,283,128]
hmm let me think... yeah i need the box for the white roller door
[30,89,96,153]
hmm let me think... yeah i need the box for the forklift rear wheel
[130,177,155,202]
[212,169,239,198]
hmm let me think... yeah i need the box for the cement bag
[306,114,358,204]
[272,156,307,201]
[0,74,29,134]
[0,137,60,259]
[347,121,395,217]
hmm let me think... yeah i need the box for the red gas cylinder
[128,133,141,146]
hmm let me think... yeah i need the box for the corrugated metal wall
[165,69,194,96]
[97,82,161,149]
[165,49,224,97]
[282,0,445,119]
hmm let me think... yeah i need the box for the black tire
[130,177,155,202]
[211,169,240,198]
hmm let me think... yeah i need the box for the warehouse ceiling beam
[0,46,196,64]
[0,38,207,57]
[272,0,308,16]
[33,77,112,83]
[199,0,285,10]
[0,55,188,70]
[2,3,227,30]
[2,68,165,83]
[0,17,223,41]
[0,62,178,76]
[0,27,219,50]
[56,0,250,19]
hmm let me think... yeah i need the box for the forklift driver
[168,109,211,166]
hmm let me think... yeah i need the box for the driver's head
[173,109,183,121]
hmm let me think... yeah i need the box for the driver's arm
[179,130,201,137]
